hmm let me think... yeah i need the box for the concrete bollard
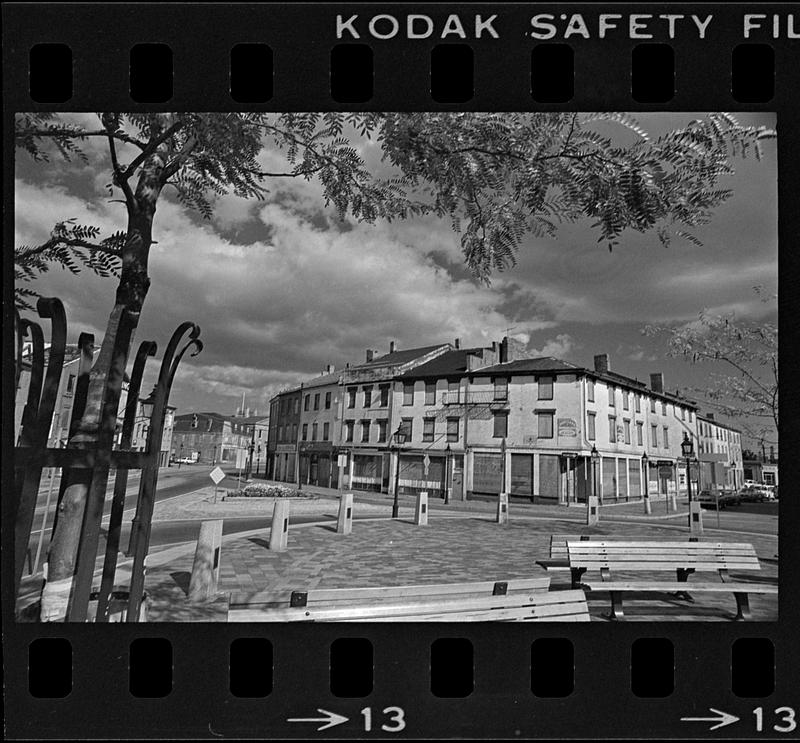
[496,492,509,524]
[415,491,429,526]
[670,493,678,512]
[188,519,224,603]
[643,494,652,515]
[268,499,290,551]
[586,496,599,526]
[689,500,704,535]
[337,493,353,535]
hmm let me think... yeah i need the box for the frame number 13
[361,707,406,733]
[754,707,796,733]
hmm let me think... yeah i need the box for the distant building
[170,412,251,468]
[696,413,743,490]
[266,388,302,482]
[297,366,343,488]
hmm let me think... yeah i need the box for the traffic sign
[210,466,226,485]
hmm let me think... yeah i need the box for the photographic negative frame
[3,2,798,739]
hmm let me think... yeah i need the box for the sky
[14,112,777,448]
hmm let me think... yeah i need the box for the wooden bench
[536,534,702,588]
[565,541,777,621]
[228,577,590,622]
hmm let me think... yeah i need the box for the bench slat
[583,581,777,594]
[229,591,587,622]
[567,562,760,571]
[231,577,551,608]
[567,541,754,549]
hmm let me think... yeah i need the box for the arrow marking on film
[680,708,740,731]
[287,708,349,731]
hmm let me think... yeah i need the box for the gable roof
[475,356,582,375]
[353,344,447,369]
[399,348,488,379]
[301,370,342,390]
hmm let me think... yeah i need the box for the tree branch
[126,120,186,177]
[17,237,121,261]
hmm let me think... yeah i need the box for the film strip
[3,2,798,739]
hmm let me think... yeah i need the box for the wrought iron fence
[13,297,202,622]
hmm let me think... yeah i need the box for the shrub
[226,483,304,498]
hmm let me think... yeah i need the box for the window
[537,412,554,438]
[650,424,658,447]
[304,394,310,411]
[447,417,459,442]
[681,407,685,421]
[377,419,388,442]
[379,385,389,407]
[661,401,667,415]
[634,394,641,413]
[361,420,370,443]
[347,387,357,408]
[624,419,631,445]
[403,382,415,405]
[294,398,300,415]
[663,427,669,448]
[325,391,331,409]
[494,377,508,401]
[538,376,554,400]
[650,398,656,413]
[622,391,629,411]
[399,417,413,440]
[448,379,459,402]
[587,412,596,440]
[587,379,595,402]
[425,381,436,405]
[363,386,372,408]
[608,385,615,407]
[688,410,693,423]
[493,411,508,438]
[323,422,330,440]
[313,393,320,411]
[66,374,76,393]
[636,422,643,446]
[312,422,318,441]
[302,423,308,440]
[422,418,435,442]
[345,420,354,442]
[609,416,617,443]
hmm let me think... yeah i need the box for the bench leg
[607,591,625,621]
[673,568,695,603]
[733,592,751,621]
[570,567,586,589]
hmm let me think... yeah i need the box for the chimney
[327,364,335,374]
[706,413,715,421]
[389,340,396,354]
[366,349,374,363]
[499,337,509,363]
[467,352,480,371]
[594,354,610,374]
[454,338,461,349]
[649,372,664,394]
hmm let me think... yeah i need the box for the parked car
[738,485,774,503]
[697,489,739,509]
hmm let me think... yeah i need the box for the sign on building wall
[557,418,577,438]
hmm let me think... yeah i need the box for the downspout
[579,373,592,502]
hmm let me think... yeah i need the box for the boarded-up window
[538,454,560,499]
[628,458,641,498]
[473,452,503,494]
[510,454,534,496]
[494,377,508,400]
[602,456,616,499]
[587,379,595,402]
[448,380,459,402]
[617,458,628,498]
[587,413,596,440]
[422,418,435,442]
[538,412,554,438]
[493,411,508,438]
[538,376,553,400]
[403,382,415,405]
[425,382,436,405]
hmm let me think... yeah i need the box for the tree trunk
[40,164,163,620]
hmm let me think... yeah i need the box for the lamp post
[178,442,184,469]
[641,451,649,496]
[256,444,261,478]
[391,426,407,518]
[590,445,599,501]
[681,433,695,503]
[444,442,452,504]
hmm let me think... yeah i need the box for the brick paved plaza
[142,511,778,622]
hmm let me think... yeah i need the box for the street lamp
[391,425,408,518]
[178,442,184,469]
[444,442,452,504]
[641,451,649,498]
[681,433,695,503]
[256,444,261,478]
[590,445,600,503]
